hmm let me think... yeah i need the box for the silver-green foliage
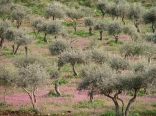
[108,21,123,36]
[45,1,66,20]
[84,18,94,27]
[17,63,48,108]
[96,0,108,18]
[49,39,70,55]
[47,21,64,36]
[11,5,31,28]
[87,49,108,64]
[49,66,60,79]
[143,7,156,33]
[66,8,83,20]
[58,50,85,75]
[17,63,48,90]
[14,29,32,46]
[145,33,156,43]
[0,20,11,38]
[0,64,16,86]
[14,55,45,68]
[120,41,146,58]
[109,55,129,72]
[78,63,113,92]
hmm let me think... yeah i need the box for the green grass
[2,47,9,51]
[52,77,68,85]
[73,99,105,109]
[69,30,95,38]
[48,90,58,97]
[107,40,123,46]
[62,22,74,27]
[3,52,13,58]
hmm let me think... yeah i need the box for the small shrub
[18,108,27,113]
[0,102,5,107]
[6,109,12,113]
[28,107,38,114]
[49,39,70,55]
[138,89,145,96]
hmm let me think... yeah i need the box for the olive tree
[37,20,65,42]
[120,40,146,58]
[49,39,70,55]
[46,20,65,39]
[31,17,44,37]
[143,42,156,63]
[143,7,156,33]
[123,25,138,40]
[0,64,16,103]
[66,8,84,32]
[78,63,112,102]
[11,5,31,28]
[0,0,13,20]
[87,48,108,64]
[84,17,94,35]
[106,2,118,20]
[0,20,11,48]
[96,0,108,19]
[127,3,145,33]
[94,20,107,40]
[107,21,123,43]
[78,60,156,116]
[45,1,66,20]
[58,50,86,76]
[115,0,129,25]
[12,29,32,56]
[49,67,62,96]
[16,63,48,108]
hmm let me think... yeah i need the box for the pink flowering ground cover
[1,78,156,115]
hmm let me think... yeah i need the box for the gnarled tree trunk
[72,64,77,76]
[54,81,62,97]
[99,30,103,40]
[89,27,92,35]
[125,89,139,116]
[14,44,20,55]
[43,33,47,42]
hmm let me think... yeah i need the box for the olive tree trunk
[73,21,77,32]
[99,30,103,40]
[89,27,92,35]
[43,33,47,42]
[54,81,62,97]
[125,89,139,116]
[0,37,4,48]
[23,87,37,109]
[14,44,20,55]
[151,22,155,33]
[25,46,28,58]
[72,64,77,76]
[114,35,119,43]
[4,88,7,103]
